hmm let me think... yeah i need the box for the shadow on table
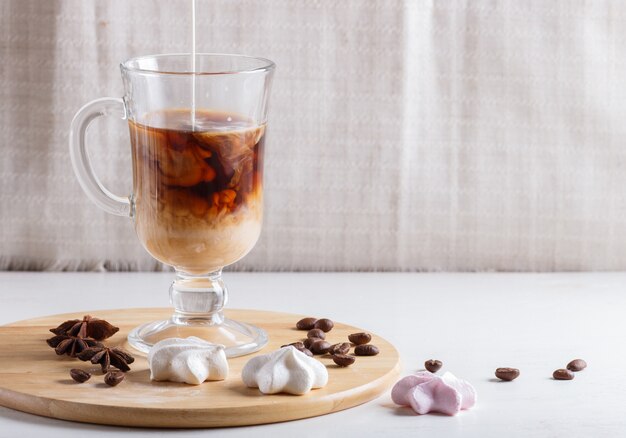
[379,402,457,418]
[0,405,235,434]
[378,403,416,417]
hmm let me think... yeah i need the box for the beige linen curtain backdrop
[2,0,626,271]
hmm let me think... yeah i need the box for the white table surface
[0,272,624,437]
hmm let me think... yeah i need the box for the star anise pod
[46,334,102,357]
[77,345,135,373]
[49,315,119,341]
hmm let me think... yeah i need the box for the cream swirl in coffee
[129,109,264,274]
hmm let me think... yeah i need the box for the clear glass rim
[120,53,276,76]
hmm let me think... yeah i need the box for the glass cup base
[126,269,267,357]
[127,315,268,357]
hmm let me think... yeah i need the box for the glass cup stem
[170,270,227,326]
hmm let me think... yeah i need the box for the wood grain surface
[0,308,401,428]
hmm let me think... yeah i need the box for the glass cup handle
[69,97,131,217]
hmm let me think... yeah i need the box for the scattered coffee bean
[354,344,379,356]
[309,340,331,355]
[284,342,313,357]
[495,367,520,381]
[425,359,443,373]
[307,328,326,340]
[348,332,372,345]
[303,337,316,349]
[567,359,587,372]
[328,342,351,355]
[553,369,575,380]
[332,354,356,367]
[104,370,125,386]
[314,318,334,333]
[70,368,91,383]
[281,341,305,350]
[296,317,318,330]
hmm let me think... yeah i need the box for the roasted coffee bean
[354,344,379,356]
[70,368,91,383]
[553,369,575,380]
[332,354,356,367]
[303,337,317,349]
[309,340,331,355]
[567,359,587,372]
[283,342,313,357]
[296,317,318,330]
[348,332,372,345]
[328,342,351,355]
[307,328,326,340]
[281,341,305,350]
[495,367,520,381]
[104,370,125,386]
[314,318,334,333]
[425,359,443,373]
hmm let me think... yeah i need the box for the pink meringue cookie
[391,373,434,406]
[391,371,477,416]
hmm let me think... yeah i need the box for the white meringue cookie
[148,337,228,385]
[242,346,328,395]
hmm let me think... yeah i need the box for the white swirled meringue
[148,337,228,385]
[242,346,329,395]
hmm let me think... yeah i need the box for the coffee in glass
[129,109,264,274]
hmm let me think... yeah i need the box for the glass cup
[69,53,275,356]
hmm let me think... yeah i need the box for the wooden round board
[0,308,401,428]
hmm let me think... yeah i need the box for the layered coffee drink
[129,109,264,274]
